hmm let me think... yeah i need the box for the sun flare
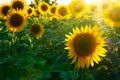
[56,0,72,5]
[84,0,101,4]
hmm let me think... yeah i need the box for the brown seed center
[109,7,120,22]
[41,4,48,11]
[13,1,24,10]
[27,8,32,14]
[31,24,41,34]
[59,7,68,16]
[10,13,23,27]
[73,33,96,57]
[2,6,10,16]
[74,3,84,12]
[51,7,56,14]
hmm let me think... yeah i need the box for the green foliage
[0,9,120,80]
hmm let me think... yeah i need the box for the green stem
[73,62,78,80]
[113,28,117,55]
[12,32,16,54]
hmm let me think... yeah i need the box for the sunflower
[101,2,109,10]
[50,4,57,15]
[69,0,86,18]
[6,10,27,32]
[11,0,27,11]
[103,2,120,27]
[49,4,59,20]
[26,6,35,16]
[30,23,44,38]
[56,5,71,20]
[65,25,107,68]
[0,3,10,18]
[89,3,97,13]
[38,2,50,14]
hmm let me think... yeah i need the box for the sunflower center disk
[59,7,67,16]
[28,9,32,14]
[102,3,109,9]
[31,24,40,34]
[51,7,56,14]
[13,1,24,10]
[109,7,120,22]
[74,3,83,12]
[90,5,97,12]
[41,4,48,11]
[2,6,10,16]
[73,33,96,57]
[10,14,23,27]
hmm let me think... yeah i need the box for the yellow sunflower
[103,2,120,27]
[49,4,59,20]
[50,4,57,15]
[0,3,11,19]
[89,3,97,13]
[37,2,50,14]
[11,0,27,11]
[30,23,44,38]
[6,10,27,32]
[65,25,107,68]
[101,2,109,10]
[26,6,35,16]
[69,0,86,18]
[56,5,71,20]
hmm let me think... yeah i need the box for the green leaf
[49,63,71,72]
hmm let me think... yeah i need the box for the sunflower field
[0,0,120,80]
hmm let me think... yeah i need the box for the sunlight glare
[0,0,72,5]
[0,0,33,4]
[56,0,72,5]
[84,0,101,4]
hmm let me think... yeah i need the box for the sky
[0,0,72,5]
[0,0,118,5]
[0,0,33,4]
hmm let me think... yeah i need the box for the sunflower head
[69,0,86,18]
[56,5,70,20]
[0,4,11,18]
[27,7,34,16]
[49,4,59,20]
[11,0,27,10]
[89,4,97,12]
[30,23,44,38]
[65,25,107,68]
[109,7,120,22]
[102,2,109,10]
[50,4,57,15]
[38,2,50,14]
[103,2,120,27]
[6,10,27,32]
